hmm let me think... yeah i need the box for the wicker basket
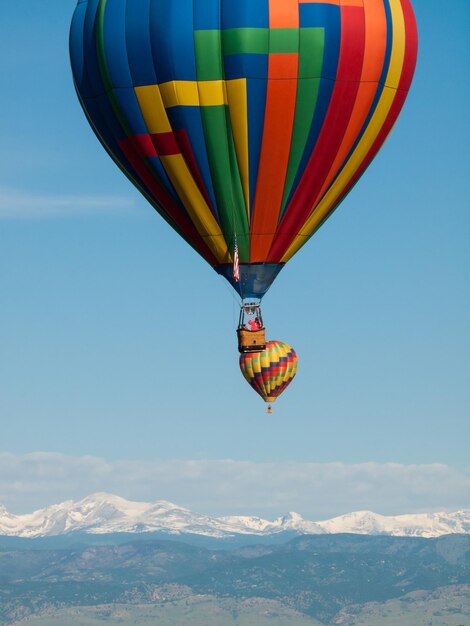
[237,328,266,353]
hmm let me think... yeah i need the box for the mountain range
[1,533,469,625]
[1,493,469,539]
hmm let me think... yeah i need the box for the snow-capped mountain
[316,510,470,538]
[0,493,469,539]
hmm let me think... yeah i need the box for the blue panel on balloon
[193,0,220,30]
[150,0,197,83]
[113,88,148,135]
[125,0,158,86]
[81,0,104,98]
[223,53,268,80]
[103,0,134,88]
[220,0,269,29]
[216,264,284,299]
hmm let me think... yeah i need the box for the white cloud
[0,186,134,218]
[1,453,469,519]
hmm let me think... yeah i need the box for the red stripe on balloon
[151,131,180,155]
[128,134,157,157]
[321,93,410,228]
[268,5,366,263]
[314,0,418,228]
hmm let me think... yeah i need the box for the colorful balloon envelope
[240,341,298,404]
[70,0,418,300]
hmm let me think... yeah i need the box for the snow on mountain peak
[315,509,470,538]
[0,496,469,540]
[282,512,305,523]
[317,511,386,534]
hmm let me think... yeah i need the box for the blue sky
[0,1,468,516]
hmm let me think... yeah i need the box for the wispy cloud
[1,453,469,518]
[0,186,135,218]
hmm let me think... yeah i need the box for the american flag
[233,236,240,282]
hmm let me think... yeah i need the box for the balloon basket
[237,328,266,353]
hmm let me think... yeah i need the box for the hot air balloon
[240,341,298,413]
[70,0,417,406]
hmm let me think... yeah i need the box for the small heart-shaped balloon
[240,341,298,404]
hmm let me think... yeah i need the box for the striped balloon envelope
[70,0,418,300]
[240,341,298,404]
